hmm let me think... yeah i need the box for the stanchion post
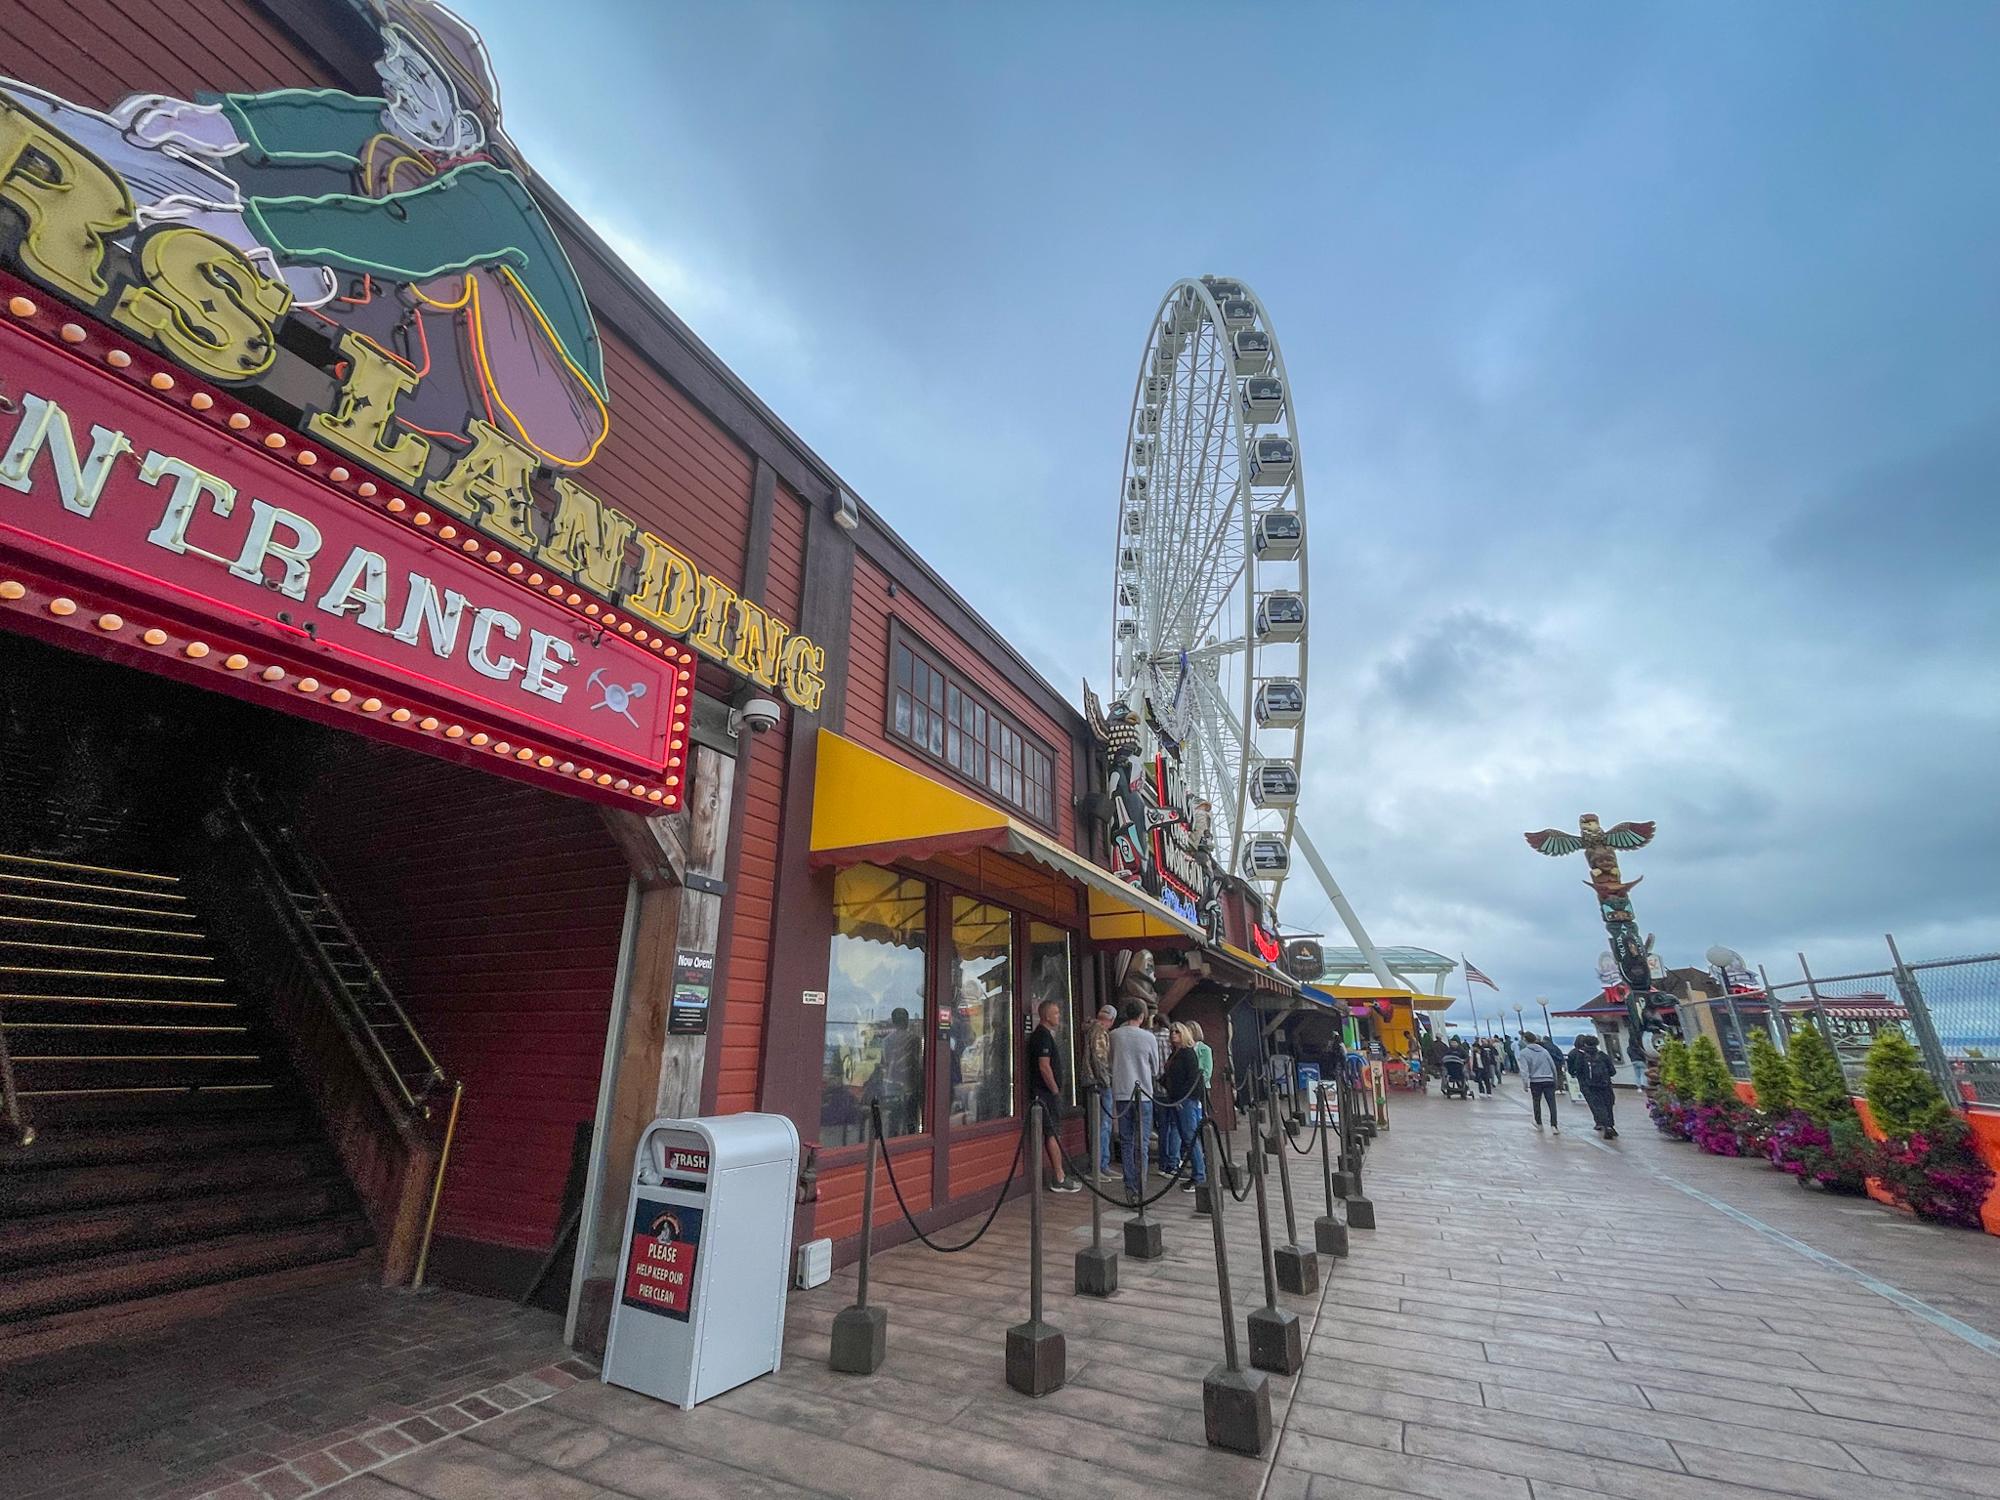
[1345,1073,1377,1230]
[830,1109,888,1374]
[1123,1084,1163,1260]
[1314,1084,1349,1259]
[1330,1069,1358,1197]
[1199,1117,1272,1455]
[1076,1084,1118,1296]
[1006,1102,1066,1396]
[1245,1090,1303,1375]
[1268,1092,1318,1295]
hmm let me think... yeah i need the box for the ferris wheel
[1112,276,1307,909]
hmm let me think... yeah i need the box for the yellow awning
[1312,982,1453,1012]
[808,729,1204,944]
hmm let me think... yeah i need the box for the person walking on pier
[1573,1033,1620,1138]
[1520,1031,1561,1133]
[1084,1004,1116,1177]
[1108,1001,1157,1203]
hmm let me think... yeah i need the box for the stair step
[0,871,188,905]
[0,1218,373,1323]
[16,1055,281,1097]
[0,1138,341,1216]
[0,913,207,943]
[0,1108,317,1171]
[7,1085,289,1123]
[0,967,228,989]
[0,994,242,1025]
[0,1178,358,1271]
[2,1021,257,1057]
[0,852,180,889]
[0,938,215,965]
[0,890,199,924]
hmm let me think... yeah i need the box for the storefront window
[946,897,1015,1126]
[1026,922,1076,1105]
[822,864,929,1146]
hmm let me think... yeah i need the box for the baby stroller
[1439,1052,1471,1100]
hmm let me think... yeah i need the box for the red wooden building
[0,0,1298,1361]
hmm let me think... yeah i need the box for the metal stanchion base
[1330,1169,1357,1198]
[1358,1118,1378,1139]
[1203,1363,1273,1455]
[1247,1305,1304,1375]
[1275,1243,1319,1296]
[1263,1132,1281,1158]
[1346,1195,1376,1230]
[1192,1182,1213,1216]
[1124,1215,1164,1260]
[1314,1214,1350,1258]
[829,1304,887,1374]
[1005,1319,1066,1396]
[1075,1244,1119,1297]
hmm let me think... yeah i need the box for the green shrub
[1784,1020,1853,1125]
[1688,1035,1733,1106]
[1862,1029,1955,1138]
[1657,1037,1691,1098]
[1747,1030,1793,1114]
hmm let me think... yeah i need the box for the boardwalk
[233,1081,2000,1497]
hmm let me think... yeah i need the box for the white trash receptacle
[601,1112,800,1409]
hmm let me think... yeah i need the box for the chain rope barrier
[870,1100,1030,1254]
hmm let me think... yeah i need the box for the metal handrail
[0,998,34,1147]
[221,775,444,1118]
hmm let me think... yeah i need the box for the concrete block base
[1203,1364,1273,1455]
[1074,1244,1119,1297]
[1347,1195,1377,1230]
[1247,1305,1304,1376]
[1192,1182,1213,1216]
[1124,1215,1164,1260]
[1275,1242,1319,1296]
[829,1304,887,1374]
[1315,1214,1350,1259]
[1005,1319,1066,1396]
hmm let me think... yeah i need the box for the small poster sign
[670,950,713,1036]
[622,1198,703,1321]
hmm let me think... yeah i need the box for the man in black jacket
[1573,1034,1620,1138]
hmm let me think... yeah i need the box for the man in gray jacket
[1519,1032,1562,1133]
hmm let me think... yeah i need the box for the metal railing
[222,774,446,1116]
[1746,936,2000,1109]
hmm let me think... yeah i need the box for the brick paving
[0,1277,578,1500]
[323,1078,2000,1500]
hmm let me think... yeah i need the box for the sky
[460,0,1999,1037]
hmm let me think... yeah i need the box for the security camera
[730,695,783,736]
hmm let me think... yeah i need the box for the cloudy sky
[467,0,1998,1036]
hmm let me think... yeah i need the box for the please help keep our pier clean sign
[620,1200,703,1322]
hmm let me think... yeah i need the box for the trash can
[601,1112,801,1409]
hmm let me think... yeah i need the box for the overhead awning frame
[808,730,1205,946]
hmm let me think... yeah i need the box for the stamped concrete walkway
[299,1081,1997,1499]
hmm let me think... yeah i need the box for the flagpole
[1461,955,1480,1038]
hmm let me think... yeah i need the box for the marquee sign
[0,0,824,713]
[0,289,691,805]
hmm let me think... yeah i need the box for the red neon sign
[0,311,690,801]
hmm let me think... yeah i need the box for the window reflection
[822,864,928,1146]
[947,897,1014,1126]
[1027,922,1076,1106]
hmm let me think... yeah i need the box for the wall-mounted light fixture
[832,487,860,531]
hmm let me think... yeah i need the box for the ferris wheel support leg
[1291,822,1399,993]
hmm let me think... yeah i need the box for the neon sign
[0,0,824,710]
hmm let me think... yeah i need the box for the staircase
[0,845,375,1354]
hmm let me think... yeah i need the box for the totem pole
[1083,683,1151,886]
[1522,814,1667,1056]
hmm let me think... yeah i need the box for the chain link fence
[1743,939,2000,1108]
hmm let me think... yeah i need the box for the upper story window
[890,628,1057,827]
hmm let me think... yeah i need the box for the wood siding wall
[300,750,629,1252]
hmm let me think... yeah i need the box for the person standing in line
[1188,1020,1215,1096]
[1574,1033,1620,1138]
[1519,1031,1561,1133]
[1147,1003,1173,1169]
[1501,1034,1519,1074]
[1163,1024,1208,1191]
[1108,1001,1157,1203]
[1472,1039,1494,1096]
[1084,1003,1116,1178]
[1026,1000,1082,1192]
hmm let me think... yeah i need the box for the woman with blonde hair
[1159,1024,1208,1190]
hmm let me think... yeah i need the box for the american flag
[1463,958,1499,991]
